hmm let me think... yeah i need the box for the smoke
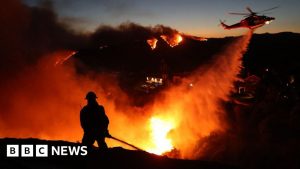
[4,1,298,169]
[149,30,253,158]
[189,32,300,169]
[0,0,180,143]
[0,2,174,149]
[0,3,146,142]
[91,22,179,46]
[0,0,89,140]
[0,0,86,79]
[0,0,251,149]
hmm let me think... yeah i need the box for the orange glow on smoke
[0,31,253,159]
[141,30,253,157]
[147,38,158,50]
[160,34,183,47]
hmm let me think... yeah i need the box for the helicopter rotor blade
[246,6,255,14]
[257,6,279,13]
[228,12,249,15]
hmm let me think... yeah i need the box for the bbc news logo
[5,144,87,157]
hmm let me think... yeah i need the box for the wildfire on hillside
[147,38,158,50]
[160,34,183,47]
[0,7,253,158]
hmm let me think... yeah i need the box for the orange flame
[146,117,175,155]
[141,31,253,157]
[160,34,183,47]
[147,38,158,50]
[0,31,253,159]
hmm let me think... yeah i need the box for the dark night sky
[22,0,300,37]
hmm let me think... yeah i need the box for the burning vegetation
[148,117,175,155]
[160,34,183,47]
[0,31,253,159]
[147,38,158,50]
[0,0,251,157]
[147,34,184,50]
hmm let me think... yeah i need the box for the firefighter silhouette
[80,91,110,150]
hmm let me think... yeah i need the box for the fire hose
[107,135,146,152]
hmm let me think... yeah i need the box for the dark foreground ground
[0,138,237,169]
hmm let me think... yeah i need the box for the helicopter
[220,6,277,30]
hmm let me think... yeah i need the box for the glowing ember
[147,38,158,50]
[147,117,174,155]
[160,34,183,47]
[54,51,77,66]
